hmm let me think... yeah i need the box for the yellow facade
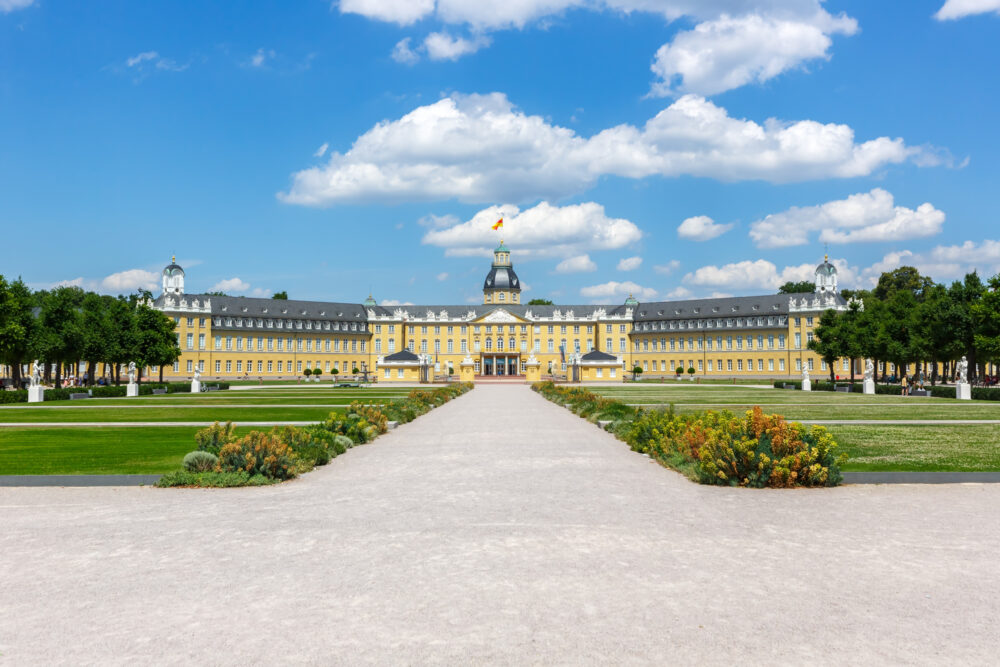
[151,249,860,383]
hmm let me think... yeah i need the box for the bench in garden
[835,386,852,393]
[69,392,90,400]
[910,389,929,397]
[151,388,167,395]
[205,385,220,392]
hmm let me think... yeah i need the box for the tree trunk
[159,365,164,383]
[11,361,21,386]
[54,360,61,389]
[849,358,855,384]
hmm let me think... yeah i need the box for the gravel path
[1,384,998,664]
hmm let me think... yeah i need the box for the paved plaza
[2,384,999,664]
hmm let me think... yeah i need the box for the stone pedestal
[126,382,139,397]
[459,356,476,383]
[524,358,541,383]
[191,379,201,393]
[957,382,971,400]
[863,378,875,395]
[27,386,44,403]
[801,378,811,392]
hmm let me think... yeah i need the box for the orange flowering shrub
[217,431,297,480]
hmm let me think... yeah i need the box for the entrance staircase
[474,375,527,384]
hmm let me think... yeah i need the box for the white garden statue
[30,359,42,387]
[127,361,137,384]
[957,356,969,384]
[28,359,44,403]
[864,359,874,381]
[863,358,876,395]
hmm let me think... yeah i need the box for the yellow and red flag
[492,218,503,230]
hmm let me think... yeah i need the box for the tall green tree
[271,291,288,300]
[808,309,844,382]
[0,276,36,386]
[36,286,85,388]
[973,274,1000,372]
[778,281,814,294]
[134,303,180,383]
[527,298,554,305]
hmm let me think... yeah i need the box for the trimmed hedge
[534,381,844,488]
[773,378,1000,400]
[0,381,230,404]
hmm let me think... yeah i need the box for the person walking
[901,374,909,396]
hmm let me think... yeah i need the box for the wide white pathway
[2,384,999,664]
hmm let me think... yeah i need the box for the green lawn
[0,427,207,474]
[0,406,344,423]
[832,425,1000,472]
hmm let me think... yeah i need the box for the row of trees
[0,276,181,387]
[808,267,1000,384]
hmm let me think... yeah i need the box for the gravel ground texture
[2,383,999,665]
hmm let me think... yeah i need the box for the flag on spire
[492,218,503,231]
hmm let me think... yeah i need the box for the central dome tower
[483,241,521,305]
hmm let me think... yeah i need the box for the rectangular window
[267,360,273,373]
[297,339,303,352]
[707,360,713,372]
[727,359,733,372]
[778,334,786,349]
[808,359,815,370]
[297,361,302,372]
[769,359,775,371]
[843,359,849,371]
[375,339,382,353]
[384,368,390,379]
[461,340,468,353]
[236,361,242,373]
[352,340,357,352]
[397,368,404,378]
[389,339,396,353]
[779,359,785,371]
[186,333,193,350]
[698,360,703,371]
[796,358,802,371]
[277,361,283,372]
[757,359,764,371]
[447,340,454,353]
[435,340,441,354]
[619,339,625,352]
[325,340,331,352]
[548,340,554,352]
[186,359,193,372]
[225,360,232,373]
[421,340,428,353]
[737,359,743,371]
[794,333,802,349]
[215,360,221,373]
[226,336,233,351]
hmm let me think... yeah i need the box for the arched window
[509,337,515,350]
[497,337,504,351]
[499,293,505,302]
[485,338,493,351]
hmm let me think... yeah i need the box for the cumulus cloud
[617,256,643,271]
[860,241,1000,284]
[677,215,734,241]
[101,269,160,292]
[339,0,436,25]
[555,255,598,273]
[0,0,35,12]
[381,299,416,306]
[421,201,642,259]
[391,38,421,64]
[209,277,251,293]
[935,0,1000,20]
[650,12,857,96]
[280,93,935,206]
[314,142,329,158]
[748,189,946,249]
[683,258,859,291]
[580,280,658,302]
[424,32,491,60]
[654,259,681,275]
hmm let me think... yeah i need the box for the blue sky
[2,0,999,305]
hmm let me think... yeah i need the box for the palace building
[151,246,857,382]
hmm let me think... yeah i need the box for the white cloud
[424,31,491,60]
[665,286,692,298]
[860,241,1000,284]
[421,201,642,259]
[0,0,34,12]
[418,213,460,228]
[580,280,658,302]
[650,12,857,97]
[249,287,272,298]
[654,259,681,275]
[209,277,251,293]
[677,215,733,241]
[683,258,858,291]
[617,256,643,271]
[555,255,598,273]
[314,142,329,158]
[339,0,436,25]
[436,272,450,281]
[381,299,416,306]
[749,189,946,249]
[101,269,160,292]
[250,48,275,67]
[391,38,421,64]
[124,50,187,77]
[935,0,1000,20]
[281,93,935,206]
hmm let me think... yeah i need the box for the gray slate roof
[383,350,420,362]
[631,292,840,321]
[580,350,619,362]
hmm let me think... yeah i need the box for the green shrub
[194,421,236,454]
[217,431,297,480]
[0,389,27,404]
[303,368,312,377]
[156,470,275,488]
[183,450,219,472]
[332,435,352,454]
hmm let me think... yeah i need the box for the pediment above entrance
[475,308,527,324]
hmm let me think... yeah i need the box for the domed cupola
[624,293,639,307]
[364,294,377,308]
[162,256,185,295]
[814,254,837,294]
[483,241,521,305]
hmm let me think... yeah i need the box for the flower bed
[533,381,844,488]
[157,382,473,487]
